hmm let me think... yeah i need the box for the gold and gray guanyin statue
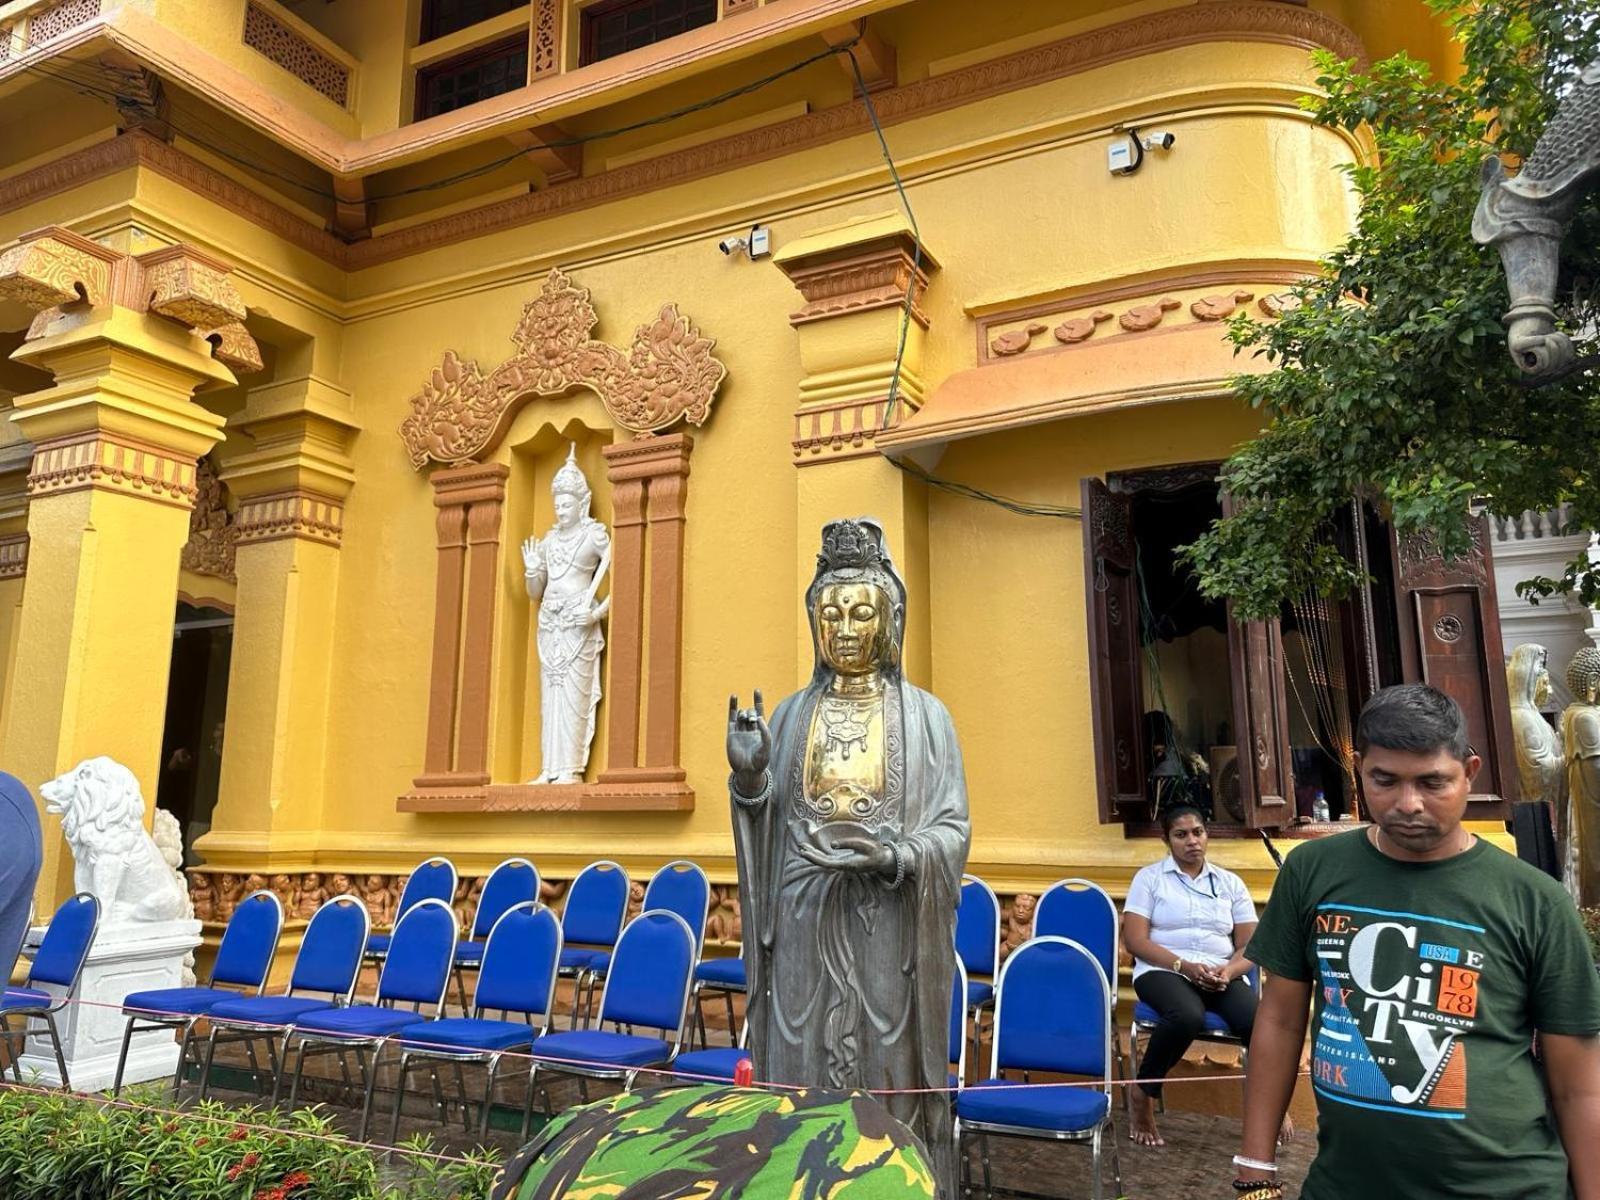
[1563,647,1600,907]
[1507,645,1573,897]
[727,518,970,1195]
[521,445,611,784]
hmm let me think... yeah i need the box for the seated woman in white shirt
[1121,804,1260,1147]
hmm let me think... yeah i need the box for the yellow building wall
[0,0,1458,927]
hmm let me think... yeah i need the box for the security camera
[718,235,748,256]
[1141,130,1176,151]
[717,224,772,259]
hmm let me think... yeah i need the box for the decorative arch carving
[398,269,728,469]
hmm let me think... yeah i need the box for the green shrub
[0,1085,499,1200]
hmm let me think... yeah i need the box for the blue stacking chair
[113,889,284,1096]
[366,857,457,963]
[1034,877,1128,1090]
[555,861,628,1027]
[451,858,540,1008]
[672,1022,750,1085]
[956,937,1123,1200]
[198,894,369,1101]
[392,902,562,1142]
[0,893,99,1089]
[958,875,1001,1060]
[692,955,746,1048]
[279,898,457,1138]
[1130,963,1260,1107]
[524,909,696,1135]
[577,860,708,1017]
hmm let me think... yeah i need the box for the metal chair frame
[554,860,628,1028]
[1128,964,1259,1113]
[1034,877,1130,1096]
[196,894,370,1104]
[957,935,1123,1200]
[112,889,284,1097]
[578,860,708,1025]
[691,958,745,1050]
[524,908,697,1136]
[366,856,458,966]
[389,901,561,1142]
[958,873,1001,1065]
[0,892,100,1090]
[279,898,457,1140]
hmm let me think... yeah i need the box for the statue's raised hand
[727,691,771,798]
[520,535,543,574]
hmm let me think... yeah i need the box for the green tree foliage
[1181,0,1600,619]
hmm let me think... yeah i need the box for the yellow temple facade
[0,0,1492,965]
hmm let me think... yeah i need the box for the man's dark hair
[1354,684,1471,763]
[1159,804,1206,839]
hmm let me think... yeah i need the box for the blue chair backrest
[1035,878,1117,986]
[476,902,561,1020]
[471,858,540,940]
[211,890,284,991]
[957,876,999,980]
[642,861,709,954]
[562,861,629,948]
[29,893,99,991]
[289,895,369,999]
[377,898,457,1008]
[396,857,457,923]
[993,936,1110,1080]
[598,909,695,1034]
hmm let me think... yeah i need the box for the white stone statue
[151,808,197,986]
[41,757,187,928]
[1508,644,1574,899]
[1564,647,1600,908]
[520,444,611,784]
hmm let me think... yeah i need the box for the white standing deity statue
[522,444,611,784]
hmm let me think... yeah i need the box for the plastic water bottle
[1312,791,1330,822]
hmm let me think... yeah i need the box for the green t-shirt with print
[1247,829,1600,1200]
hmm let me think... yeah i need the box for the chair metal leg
[453,966,471,1014]
[1091,1122,1103,1200]
[390,1052,414,1145]
[112,1017,136,1097]
[452,1060,471,1133]
[480,1054,502,1141]
[521,1065,539,1140]
[979,1131,993,1199]
[724,991,737,1045]
[358,1043,382,1143]
[0,1015,17,1083]
[172,1022,196,1098]
[197,1027,221,1099]
[1109,1120,1125,1200]
[285,1040,309,1112]
[335,1046,356,1106]
[43,1012,69,1090]
[428,1062,447,1124]
[244,1037,265,1095]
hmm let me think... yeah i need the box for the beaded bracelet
[729,770,773,808]
[886,843,906,889]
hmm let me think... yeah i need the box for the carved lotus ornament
[401,269,727,469]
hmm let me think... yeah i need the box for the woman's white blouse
[1122,855,1256,980]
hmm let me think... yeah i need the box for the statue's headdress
[1569,646,1600,702]
[805,517,907,679]
[551,443,590,501]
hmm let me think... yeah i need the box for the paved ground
[191,1049,1317,1198]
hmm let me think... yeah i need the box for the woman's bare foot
[1128,1088,1164,1147]
[1278,1114,1296,1144]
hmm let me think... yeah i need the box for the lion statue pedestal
[22,757,202,1091]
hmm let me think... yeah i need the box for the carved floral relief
[399,270,727,469]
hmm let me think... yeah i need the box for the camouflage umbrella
[492,1083,937,1199]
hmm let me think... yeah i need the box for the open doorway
[158,602,233,866]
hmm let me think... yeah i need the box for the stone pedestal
[20,918,201,1092]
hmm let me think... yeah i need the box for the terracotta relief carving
[400,270,727,469]
[28,432,199,508]
[234,489,344,546]
[1119,297,1182,332]
[1053,309,1113,344]
[532,0,561,78]
[989,322,1048,356]
[24,0,100,48]
[202,323,266,374]
[139,245,249,331]
[0,227,112,311]
[0,534,26,581]
[181,459,237,580]
[1001,893,1036,957]
[1190,289,1255,321]
[1257,292,1302,318]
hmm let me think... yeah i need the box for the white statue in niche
[521,444,611,784]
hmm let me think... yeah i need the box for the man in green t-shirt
[1234,685,1600,1200]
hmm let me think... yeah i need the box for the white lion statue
[42,757,187,929]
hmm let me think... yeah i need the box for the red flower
[281,1171,313,1190]
[227,1152,262,1181]
[229,1126,250,1141]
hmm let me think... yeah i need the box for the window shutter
[1226,612,1294,829]
[1082,478,1146,823]
[1389,517,1516,818]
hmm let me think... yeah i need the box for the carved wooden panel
[242,1,351,107]
[1082,477,1145,822]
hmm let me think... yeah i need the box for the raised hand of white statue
[520,535,544,574]
[727,691,772,798]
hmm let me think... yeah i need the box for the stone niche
[397,269,726,813]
